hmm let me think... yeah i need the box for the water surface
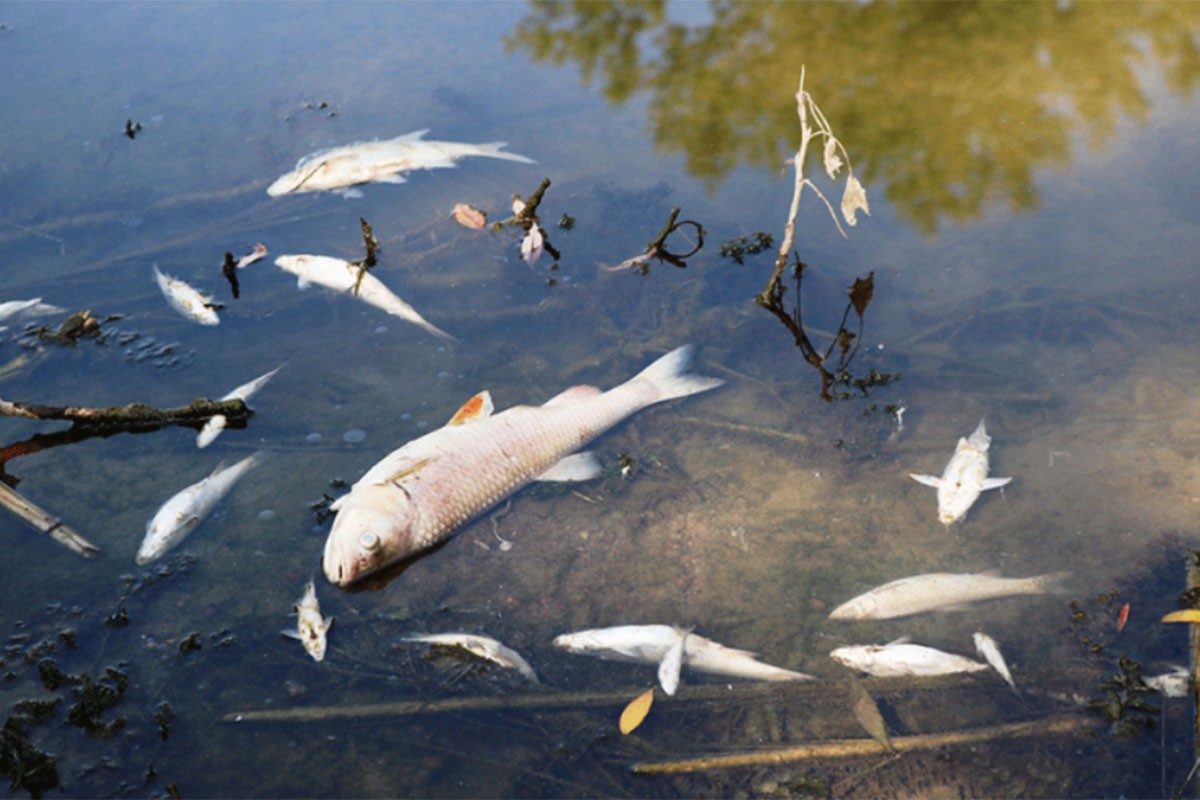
[2,2,1200,797]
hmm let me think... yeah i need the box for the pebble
[342,429,366,444]
[257,509,276,522]
[305,433,322,444]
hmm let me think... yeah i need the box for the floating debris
[452,203,487,230]
[123,119,142,139]
[600,206,704,273]
[619,688,654,735]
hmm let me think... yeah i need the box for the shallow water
[2,2,1200,797]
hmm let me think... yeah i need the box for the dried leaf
[619,688,654,735]
[452,203,487,231]
[848,273,874,318]
[841,174,870,227]
[1162,609,1200,624]
[823,138,843,180]
[520,225,544,266]
[848,679,891,751]
[1116,602,1130,632]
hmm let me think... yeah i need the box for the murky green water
[3,2,1200,797]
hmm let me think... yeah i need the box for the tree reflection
[508,1,1200,234]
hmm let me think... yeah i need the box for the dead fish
[552,624,814,689]
[401,632,539,683]
[829,570,1071,620]
[909,419,1012,525]
[197,365,284,449]
[283,580,332,662]
[136,453,262,564]
[267,129,535,197]
[274,254,453,341]
[1145,665,1190,698]
[831,638,990,678]
[973,631,1016,689]
[323,345,723,586]
[154,266,220,326]
[0,298,66,329]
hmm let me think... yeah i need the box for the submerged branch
[0,397,249,432]
[631,714,1094,775]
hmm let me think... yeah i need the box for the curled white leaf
[823,138,843,180]
[520,224,544,266]
[841,174,870,227]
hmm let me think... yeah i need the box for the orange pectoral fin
[447,391,494,425]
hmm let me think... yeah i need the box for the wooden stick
[0,396,248,430]
[630,714,1093,775]
[0,481,98,557]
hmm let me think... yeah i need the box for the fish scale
[323,346,723,586]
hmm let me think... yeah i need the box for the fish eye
[359,532,381,552]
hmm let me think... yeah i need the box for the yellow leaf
[619,689,654,735]
[1162,609,1200,624]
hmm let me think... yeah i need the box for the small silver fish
[402,633,539,683]
[136,453,262,563]
[553,624,814,690]
[1145,665,1190,698]
[0,298,66,329]
[274,254,453,341]
[973,631,1016,689]
[323,346,723,586]
[284,580,332,662]
[829,570,1071,620]
[909,419,1011,525]
[197,365,284,449]
[831,639,990,678]
[267,129,535,196]
[153,266,220,326]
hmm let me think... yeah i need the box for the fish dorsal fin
[448,392,494,425]
[885,636,912,647]
[541,385,601,408]
[396,129,430,142]
[537,452,603,482]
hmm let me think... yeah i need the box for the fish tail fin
[1034,571,1073,594]
[470,142,537,164]
[634,345,725,403]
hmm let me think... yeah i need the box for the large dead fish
[137,453,262,564]
[322,345,723,586]
[828,570,1071,620]
[266,129,535,197]
[275,254,453,341]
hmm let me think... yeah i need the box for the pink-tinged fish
[266,130,535,197]
[322,346,723,586]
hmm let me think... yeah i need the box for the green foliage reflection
[508,1,1200,234]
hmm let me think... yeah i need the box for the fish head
[828,595,878,621]
[322,483,418,586]
[830,645,874,672]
